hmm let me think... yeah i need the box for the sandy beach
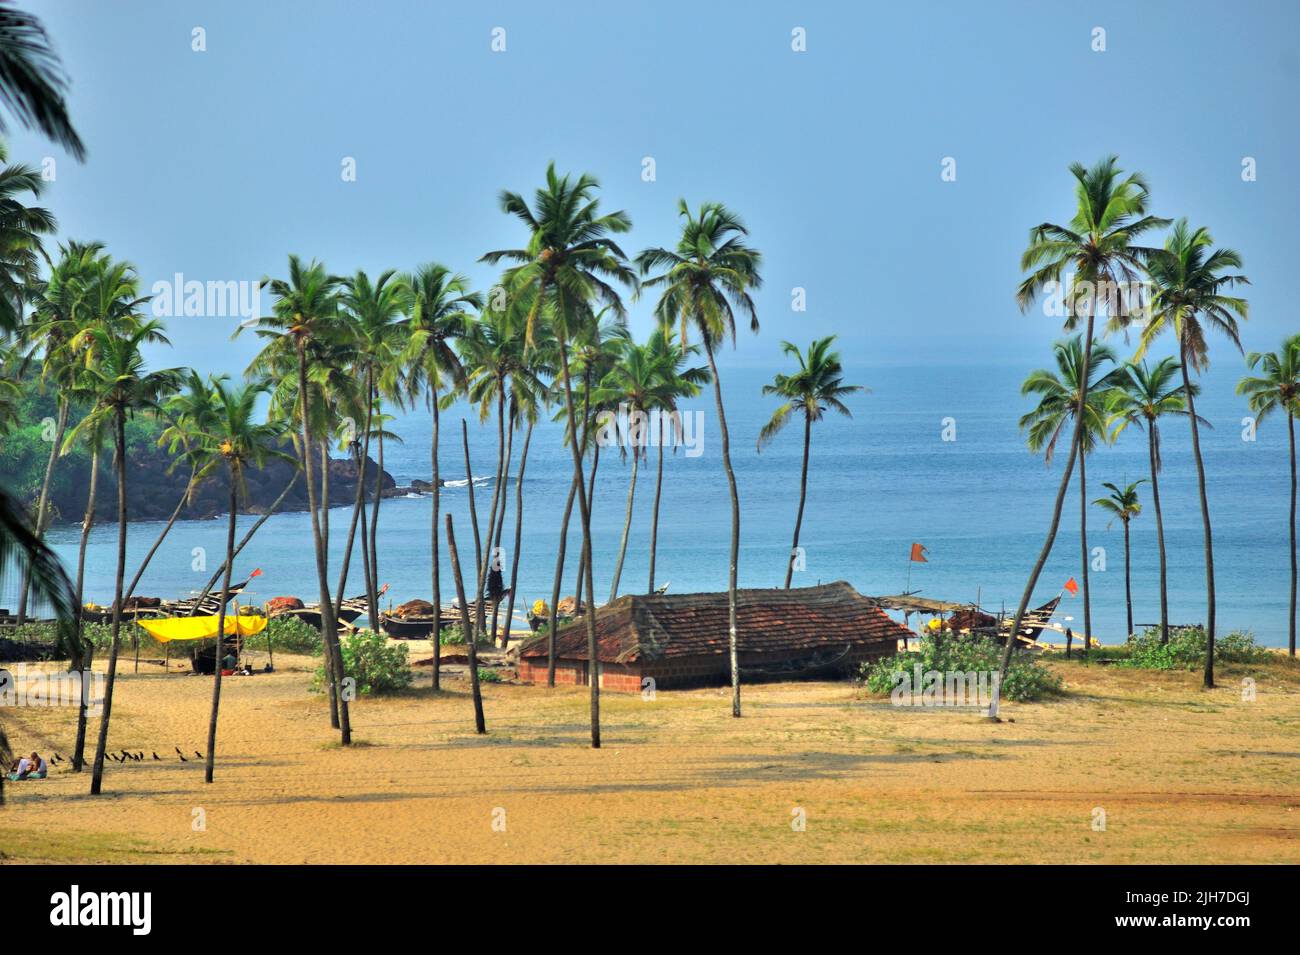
[3,647,1297,865]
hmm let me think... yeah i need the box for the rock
[410,479,433,492]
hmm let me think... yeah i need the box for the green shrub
[476,667,502,683]
[859,633,1063,703]
[1119,627,1268,670]
[315,629,411,695]
[260,617,323,656]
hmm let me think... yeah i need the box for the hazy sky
[10,0,1299,373]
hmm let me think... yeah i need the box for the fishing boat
[164,571,261,616]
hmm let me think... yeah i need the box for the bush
[477,667,501,683]
[260,617,323,656]
[1120,627,1268,670]
[859,633,1063,703]
[315,629,411,695]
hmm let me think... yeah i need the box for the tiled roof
[518,581,912,664]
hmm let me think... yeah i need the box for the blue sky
[10,0,1299,372]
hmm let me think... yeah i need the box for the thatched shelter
[517,581,912,691]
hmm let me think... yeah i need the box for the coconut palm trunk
[1289,412,1297,656]
[332,413,373,629]
[461,420,482,586]
[1122,515,1133,637]
[648,416,665,592]
[71,444,100,772]
[502,421,533,650]
[17,399,68,624]
[298,342,350,741]
[557,337,601,747]
[703,341,742,717]
[609,451,639,602]
[1147,426,1169,644]
[785,413,812,589]
[89,412,129,795]
[488,405,514,645]
[997,316,1096,694]
[204,476,238,783]
[367,396,385,627]
[445,514,485,733]
[1078,442,1092,651]
[547,473,578,686]
[1180,356,1216,688]
[574,441,600,601]
[430,379,443,688]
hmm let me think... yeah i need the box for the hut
[516,581,913,691]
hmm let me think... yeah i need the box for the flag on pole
[910,542,928,563]
[1064,577,1078,595]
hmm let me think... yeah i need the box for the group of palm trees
[1004,156,1298,690]
[2,153,771,782]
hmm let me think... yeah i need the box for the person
[7,752,46,781]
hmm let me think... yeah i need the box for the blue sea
[29,362,1296,647]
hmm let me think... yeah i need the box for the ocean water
[27,362,1296,647]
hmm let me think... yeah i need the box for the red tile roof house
[516,581,914,692]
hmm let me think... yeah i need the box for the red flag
[910,542,928,563]
[250,568,263,578]
[1064,577,1078,595]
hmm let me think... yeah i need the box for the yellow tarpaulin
[136,615,268,643]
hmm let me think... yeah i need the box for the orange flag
[910,542,928,563]
[1064,577,1078,595]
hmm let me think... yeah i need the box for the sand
[2,646,1298,864]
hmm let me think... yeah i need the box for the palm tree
[1093,480,1144,638]
[1237,334,1300,656]
[241,256,351,740]
[637,200,762,717]
[756,336,864,588]
[0,5,85,160]
[397,264,478,689]
[190,377,291,782]
[1107,358,1200,644]
[72,318,181,795]
[482,163,637,749]
[11,240,93,627]
[646,327,708,593]
[593,334,668,602]
[1137,220,1249,688]
[997,157,1167,689]
[1019,336,1120,652]
[340,269,404,629]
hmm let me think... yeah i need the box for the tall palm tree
[637,200,762,717]
[11,239,93,626]
[241,256,351,740]
[0,5,85,160]
[1019,336,1120,651]
[190,377,291,782]
[1137,220,1249,688]
[482,163,637,749]
[1237,334,1300,656]
[1093,480,1144,638]
[1107,358,1200,644]
[997,157,1167,688]
[756,336,864,588]
[592,334,671,602]
[646,327,708,593]
[397,264,478,689]
[340,269,404,629]
[72,318,181,795]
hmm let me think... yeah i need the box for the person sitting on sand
[7,752,46,781]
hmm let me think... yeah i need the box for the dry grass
[2,650,1298,864]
